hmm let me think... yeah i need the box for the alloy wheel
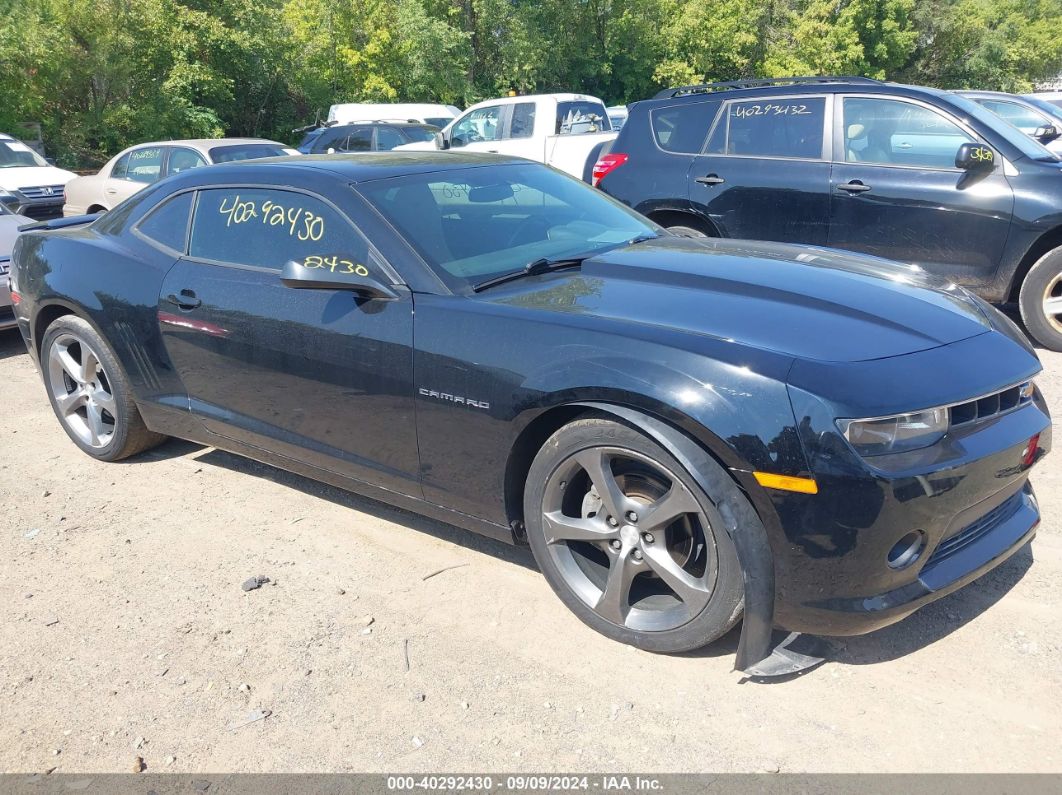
[540,446,718,632]
[46,332,117,449]
[1044,271,1062,334]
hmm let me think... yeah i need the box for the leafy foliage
[1,0,1060,167]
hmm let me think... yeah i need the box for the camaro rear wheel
[41,315,166,461]
[1018,247,1062,352]
[524,417,744,652]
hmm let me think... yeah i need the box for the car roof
[641,77,952,107]
[167,151,528,186]
[120,138,285,154]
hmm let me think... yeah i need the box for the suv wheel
[524,417,744,653]
[1019,247,1062,351]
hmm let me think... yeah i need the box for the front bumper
[2,193,63,221]
[773,332,1051,637]
[0,259,14,331]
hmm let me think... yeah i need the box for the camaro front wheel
[524,417,744,653]
[41,315,166,461]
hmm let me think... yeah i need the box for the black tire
[40,315,166,461]
[524,416,744,653]
[665,224,709,239]
[1018,247,1062,351]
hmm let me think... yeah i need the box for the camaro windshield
[356,162,656,288]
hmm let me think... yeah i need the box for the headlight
[837,407,949,456]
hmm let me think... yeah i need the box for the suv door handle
[837,181,871,193]
[165,290,201,310]
[695,174,725,185]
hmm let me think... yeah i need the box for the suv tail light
[592,153,628,187]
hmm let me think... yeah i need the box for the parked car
[596,76,1062,351]
[0,201,32,330]
[327,103,460,129]
[0,133,77,221]
[607,105,629,130]
[1028,91,1062,111]
[10,152,1051,675]
[295,121,440,154]
[406,93,617,182]
[63,138,298,216]
[957,91,1062,155]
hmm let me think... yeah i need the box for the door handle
[896,142,913,149]
[695,174,725,185]
[487,149,499,153]
[105,189,117,195]
[837,181,871,193]
[165,290,201,310]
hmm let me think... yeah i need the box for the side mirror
[955,142,996,170]
[435,131,449,150]
[1034,125,1060,142]
[280,258,400,300]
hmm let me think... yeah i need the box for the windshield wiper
[470,233,659,293]
[471,255,590,292]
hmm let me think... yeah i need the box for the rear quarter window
[135,191,193,253]
[651,100,722,153]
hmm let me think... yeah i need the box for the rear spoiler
[18,213,102,233]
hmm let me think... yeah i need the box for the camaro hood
[491,236,994,363]
[0,165,76,190]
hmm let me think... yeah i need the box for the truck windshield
[556,102,611,135]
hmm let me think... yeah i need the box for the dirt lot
[1,324,1061,775]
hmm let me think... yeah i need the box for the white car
[0,201,32,330]
[0,134,77,221]
[326,103,460,129]
[400,93,618,182]
[63,138,299,216]
[607,105,629,130]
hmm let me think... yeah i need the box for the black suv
[296,121,439,154]
[596,77,1062,350]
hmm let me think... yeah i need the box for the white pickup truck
[397,93,617,182]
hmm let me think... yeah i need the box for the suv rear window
[651,101,721,153]
[713,97,826,159]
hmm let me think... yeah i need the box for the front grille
[924,492,1023,568]
[18,185,65,200]
[949,382,1032,427]
[0,258,9,276]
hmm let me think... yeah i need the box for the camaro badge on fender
[419,388,490,410]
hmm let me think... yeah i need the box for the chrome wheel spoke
[543,511,618,545]
[85,402,106,446]
[55,390,87,416]
[574,449,634,520]
[641,545,711,610]
[80,348,100,384]
[93,388,116,418]
[638,484,698,532]
[1044,295,1062,317]
[594,546,638,624]
[52,345,84,386]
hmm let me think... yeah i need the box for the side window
[721,98,826,159]
[375,127,406,151]
[556,101,610,134]
[843,97,971,169]
[125,147,164,184]
[339,128,373,152]
[188,188,371,273]
[136,192,193,253]
[651,100,721,153]
[167,148,206,175]
[509,103,536,139]
[450,106,503,147]
[978,99,1051,135]
[110,153,129,179]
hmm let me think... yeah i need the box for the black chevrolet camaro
[9,152,1052,674]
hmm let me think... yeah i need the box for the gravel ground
[1,324,1061,775]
